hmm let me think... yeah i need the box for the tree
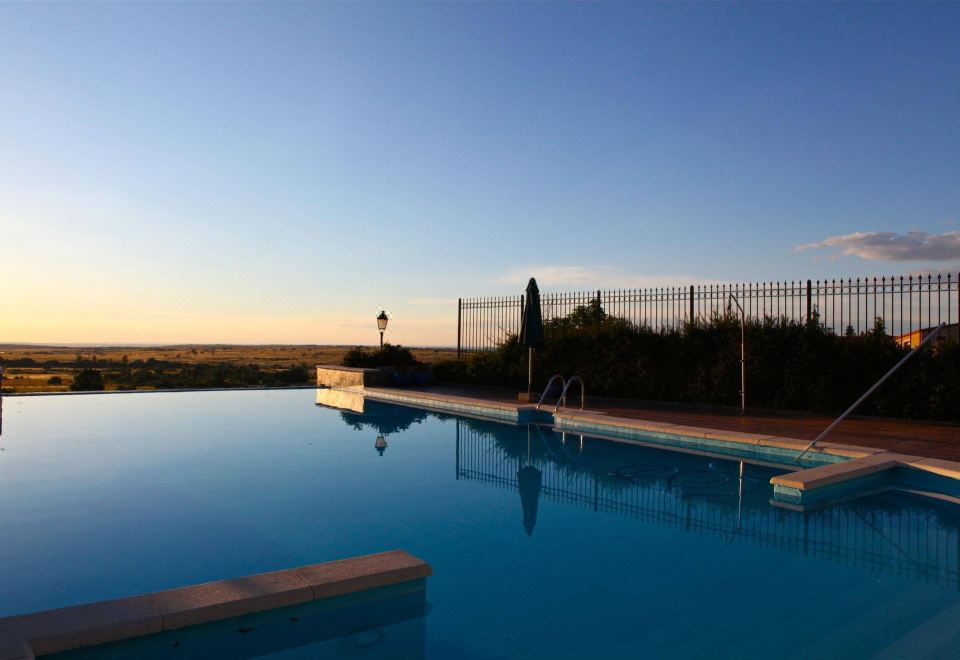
[567,295,607,328]
[71,369,105,391]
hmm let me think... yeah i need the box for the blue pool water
[2,389,960,658]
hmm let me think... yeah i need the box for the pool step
[772,453,960,509]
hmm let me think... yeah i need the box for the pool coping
[357,385,883,462]
[347,385,960,508]
[0,550,431,660]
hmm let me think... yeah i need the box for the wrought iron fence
[457,274,960,354]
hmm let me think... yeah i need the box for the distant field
[0,344,458,393]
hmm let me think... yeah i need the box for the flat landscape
[0,344,457,393]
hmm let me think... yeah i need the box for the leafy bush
[341,344,418,369]
[71,369,105,391]
[433,306,960,421]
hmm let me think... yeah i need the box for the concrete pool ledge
[551,409,873,462]
[348,386,898,465]
[771,452,960,509]
[360,386,539,423]
[0,550,431,660]
[316,385,960,507]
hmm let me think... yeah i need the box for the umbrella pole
[527,347,533,398]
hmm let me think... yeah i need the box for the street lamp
[376,311,389,349]
[375,434,387,456]
[728,294,746,414]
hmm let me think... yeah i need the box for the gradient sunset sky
[2,3,958,346]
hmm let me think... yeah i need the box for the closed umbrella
[519,277,544,398]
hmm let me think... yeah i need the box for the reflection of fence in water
[455,419,960,589]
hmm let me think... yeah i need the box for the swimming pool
[2,389,960,657]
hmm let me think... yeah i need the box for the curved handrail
[554,376,585,413]
[536,375,567,412]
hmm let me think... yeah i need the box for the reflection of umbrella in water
[518,426,542,536]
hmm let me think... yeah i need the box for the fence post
[520,294,525,335]
[806,280,812,323]
[457,298,462,358]
[689,285,695,323]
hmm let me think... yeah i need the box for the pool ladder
[536,374,586,413]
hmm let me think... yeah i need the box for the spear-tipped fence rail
[457,274,959,355]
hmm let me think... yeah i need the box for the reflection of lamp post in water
[375,434,387,456]
[376,311,389,349]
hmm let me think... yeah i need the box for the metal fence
[455,420,960,588]
[457,273,960,354]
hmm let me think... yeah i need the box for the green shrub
[70,369,105,391]
[341,344,417,369]
[434,307,960,421]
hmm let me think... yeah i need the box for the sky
[1,2,959,346]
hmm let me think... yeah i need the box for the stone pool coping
[359,386,884,461]
[0,550,431,660]
[350,386,960,507]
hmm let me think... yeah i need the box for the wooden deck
[420,386,960,462]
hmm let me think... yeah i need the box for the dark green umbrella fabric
[520,277,544,348]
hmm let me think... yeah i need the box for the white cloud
[496,266,711,290]
[795,231,960,262]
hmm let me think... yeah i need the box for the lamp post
[376,311,389,349]
[375,434,387,456]
[728,294,746,414]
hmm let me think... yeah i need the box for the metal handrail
[561,431,585,458]
[554,376,585,413]
[796,322,947,461]
[536,374,567,412]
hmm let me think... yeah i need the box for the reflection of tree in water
[340,399,429,436]
[456,415,909,514]
[455,415,719,494]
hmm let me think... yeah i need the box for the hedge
[433,311,960,421]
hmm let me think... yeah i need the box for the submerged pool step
[772,454,960,509]
[0,550,431,660]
